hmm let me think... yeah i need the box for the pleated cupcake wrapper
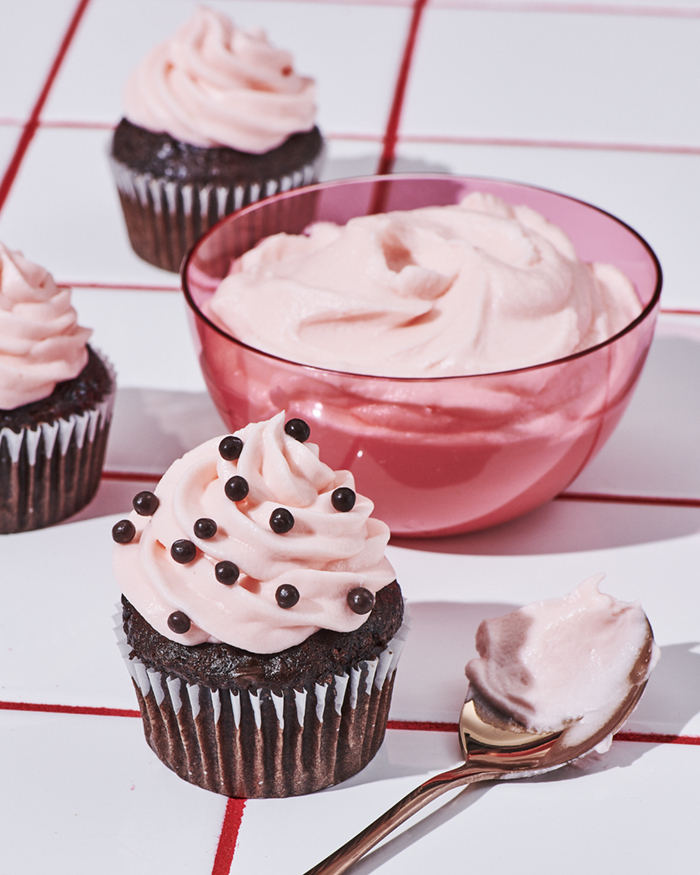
[110,153,324,273]
[116,616,408,798]
[0,358,115,533]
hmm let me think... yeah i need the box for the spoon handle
[302,762,499,875]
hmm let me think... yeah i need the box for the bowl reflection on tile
[182,175,661,537]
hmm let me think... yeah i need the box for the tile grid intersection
[0,2,698,872]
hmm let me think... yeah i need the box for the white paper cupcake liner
[116,614,408,798]
[110,152,324,273]
[0,353,115,533]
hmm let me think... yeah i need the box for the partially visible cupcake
[110,7,324,273]
[0,243,115,533]
[113,412,405,797]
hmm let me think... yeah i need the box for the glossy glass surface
[182,175,661,537]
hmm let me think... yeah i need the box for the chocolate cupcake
[113,413,406,797]
[110,8,324,273]
[0,244,114,533]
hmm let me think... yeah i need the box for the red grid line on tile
[430,1,700,18]
[557,492,700,509]
[0,700,139,718]
[212,799,246,875]
[376,0,428,175]
[386,719,700,746]
[397,133,700,156]
[0,0,91,214]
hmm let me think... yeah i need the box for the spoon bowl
[303,623,655,875]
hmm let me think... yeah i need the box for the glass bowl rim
[181,172,663,384]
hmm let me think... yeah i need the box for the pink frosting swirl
[113,413,396,654]
[124,7,317,153]
[0,243,91,410]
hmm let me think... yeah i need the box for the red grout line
[430,1,700,18]
[387,719,700,746]
[212,799,246,875]
[1,704,696,748]
[397,132,700,156]
[557,492,700,509]
[65,281,181,292]
[661,307,700,316]
[0,700,139,718]
[375,0,428,177]
[0,0,92,214]
[102,470,162,483]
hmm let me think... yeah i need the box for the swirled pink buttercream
[123,7,317,153]
[0,243,91,410]
[206,192,642,377]
[113,413,396,653]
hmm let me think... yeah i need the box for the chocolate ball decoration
[276,584,300,608]
[225,475,249,502]
[270,507,295,533]
[194,517,218,539]
[285,418,310,442]
[219,435,243,460]
[171,539,197,564]
[167,611,191,634]
[347,587,375,615]
[215,561,240,585]
[112,519,136,544]
[331,487,356,512]
[133,490,159,516]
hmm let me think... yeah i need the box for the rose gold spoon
[303,623,655,875]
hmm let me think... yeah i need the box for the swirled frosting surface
[124,7,316,153]
[0,242,91,410]
[206,192,642,377]
[113,413,396,653]
[465,574,659,749]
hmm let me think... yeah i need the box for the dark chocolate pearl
[276,584,300,608]
[112,519,136,544]
[331,487,356,513]
[194,517,217,540]
[171,539,197,564]
[168,611,191,634]
[284,418,310,442]
[215,561,240,585]
[133,490,159,516]
[219,435,243,461]
[270,507,294,533]
[225,475,249,502]
[347,587,375,615]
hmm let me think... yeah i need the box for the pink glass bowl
[182,175,661,538]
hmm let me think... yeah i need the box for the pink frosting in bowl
[182,175,662,537]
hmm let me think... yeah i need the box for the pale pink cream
[113,413,396,653]
[206,192,642,377]
[0,243,91,410]
[465,575,659,749]
[124,7,316,154]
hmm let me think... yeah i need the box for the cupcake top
[112,412,396,654]
[123,7,317,154]
[0,242,91,410]
[206,191,642,377]
[465,574,659,749]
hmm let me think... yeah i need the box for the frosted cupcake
[0,243,115,533]
[110,7,324,273]
[113,412,405,797]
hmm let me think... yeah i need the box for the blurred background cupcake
[0,243,115,533]
[113,413,405,797]
[110,6,324,273]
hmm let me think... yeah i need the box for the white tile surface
[0,1,698,872]
[44,0,411,136]
[404,8,700,147]
[0,0,77,120]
